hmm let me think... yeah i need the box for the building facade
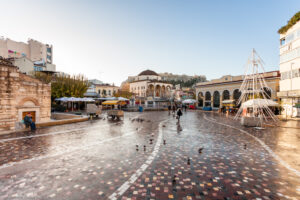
[0,38,56,74]
[9,57,56,75]
[277,18,300,117]
[84,79,119,98]
[95,84,119,97]
[195,71,280,109]
[0,59,51,132]
[0,38,53,64]
[129,70,172,100]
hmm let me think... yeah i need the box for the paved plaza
[0,111,299,200]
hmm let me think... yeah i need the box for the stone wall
[0,62,51,131]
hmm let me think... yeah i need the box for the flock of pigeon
[129,116,250,188]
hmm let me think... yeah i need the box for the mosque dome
[138,70,158,76]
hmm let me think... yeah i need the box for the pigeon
[198,148,204,154]
[162,125,166,127]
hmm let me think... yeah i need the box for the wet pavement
[0,111,299,199]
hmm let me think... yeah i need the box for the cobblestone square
[0,111,299,199]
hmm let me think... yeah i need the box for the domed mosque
[129,69,173,107]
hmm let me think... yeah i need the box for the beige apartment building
[195,71,280,109]
[277,16,300,117]
[0,38,53,63]
[95,84,119,97]
[0,38,55,74]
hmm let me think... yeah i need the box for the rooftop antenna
[234,49,278,126]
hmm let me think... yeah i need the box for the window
[285,33,294,44]
[281,71,291,80]
[280,47,300,63]
[98,89,101,94]
[292,69,300,78]
[34,66,43,71]
[280,38,285,46]
[108,90,111,95]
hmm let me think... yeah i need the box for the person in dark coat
[24,113,36,131]
[168,104,171,115]
[176,108,183,123]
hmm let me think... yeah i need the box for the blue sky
[1,0,299,85]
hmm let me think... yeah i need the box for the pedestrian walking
[24,113,36,131]
[172,104,176,116]
[168,104,171,115]
[176,108,183,123]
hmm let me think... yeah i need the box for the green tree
[278,11,300,34]
[114,90,134,99]
[33,72,90,101]
[164,76,207,88]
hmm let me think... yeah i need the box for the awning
[241,99,279,108]
[222,100,235,104]
[84,92,100,98]
[182,99,197,104]
[55,97,95,102]
[96,97,117,101]
[102,100,126,105]
[117,97,129,101]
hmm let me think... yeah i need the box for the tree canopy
[114,90,134,99]
[278,11,300,34]
[164,77,207,88]
[33,72,90,100]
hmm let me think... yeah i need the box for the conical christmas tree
[234,49,278,126]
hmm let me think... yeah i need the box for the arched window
[213,91,220,107]
[262,87,271,99]
[205,91,211,107]
[222,90,230,100]
[205,91,211,101]
[198,92,204,107]
[233,89,241,101]
[233,89,241,106]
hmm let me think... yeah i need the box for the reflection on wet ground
[0,111,299,199]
